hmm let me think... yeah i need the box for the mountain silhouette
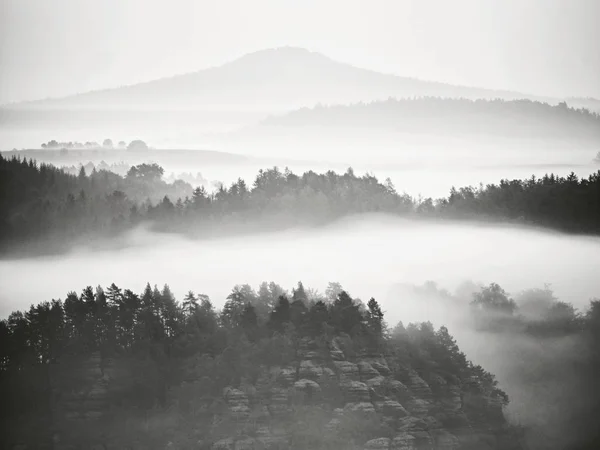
[12,47,546,112]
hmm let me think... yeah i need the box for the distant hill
[7,47,548,113]
[566,97,600,113]
[261,97,600,144]
[1,47,576,151]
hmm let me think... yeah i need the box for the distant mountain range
[4,47,595,152]
[7,47,553,112]
[261,97,600,144]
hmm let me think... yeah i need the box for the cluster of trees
[61,161,132,177]
[469,282,584,337]
[474,284,600,450]
[2,154,600,255]
[41,139,124,150]
[438,171,600,234]
[61,163,210,187]
[411,280,600,450]
[0,155,193,254]
[164,171,209,188]
[0,280,509,449]
[40,139,148,151]
[264,97,600,143]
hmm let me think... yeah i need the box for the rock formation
[199,336,519,450]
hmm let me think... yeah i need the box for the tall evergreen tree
[182,291,199,317]
[366,298,384,336]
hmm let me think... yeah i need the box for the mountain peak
[222,46,334,70]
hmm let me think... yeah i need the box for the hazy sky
[1,0,599,104]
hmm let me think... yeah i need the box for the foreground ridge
[0,281,522,449]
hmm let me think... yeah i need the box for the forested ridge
[1,154,599,256]
[2,279,600,449]
[263,98,600,144]
[1,280,518,449]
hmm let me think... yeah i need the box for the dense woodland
[1,279,599,449]
[1,154,599,255]
[0,280,512,449]
[263,98,600,143]
[0,155,194,253]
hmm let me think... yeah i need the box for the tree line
[2,153,599,255]
[40,139,149,151]
[0,155,193,254]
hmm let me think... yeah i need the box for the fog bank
[1,215,598,319]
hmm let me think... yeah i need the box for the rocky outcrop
[276,366,296,387]
[334,360,361,382]
[206,336,518,450]
[365,437,392,450]
[47,339,506,450]
[358,361,381,381]
[293,378,321,400]
[298,360,323,380]
[344,401,376,414]
[224,387,250,422]
[406,370,434,401]
[342,380,371,403]
[375,399,409,418]
[392,432,417,450]
[267,387,290,416]
[329,339,346,361]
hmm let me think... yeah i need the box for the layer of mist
[386,282,593,450]
[2,214,598,319]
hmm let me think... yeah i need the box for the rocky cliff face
[206,337,519,450]
[41,336,519,450]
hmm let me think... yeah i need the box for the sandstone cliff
[198,336,520,450]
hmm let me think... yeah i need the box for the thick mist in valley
[2,213,598,324]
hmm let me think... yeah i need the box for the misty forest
[1,2,600,450]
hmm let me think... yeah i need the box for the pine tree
[160,284,181,338]
[366,298,384,336]
[331,291,363,335]
[292,281,308,303]
[290,299,308,330]
[182,291,199,316]
[307,300,330,336]
[268,296,291,333]
[240,303,259,342]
